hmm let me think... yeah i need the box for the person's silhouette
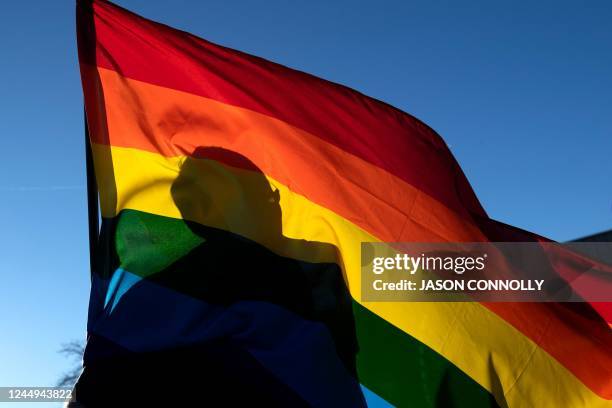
[73,147,364,407]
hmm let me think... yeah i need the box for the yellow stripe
[92,143,610,407]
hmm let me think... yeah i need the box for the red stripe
[77,0,486,222]
[475,216,612,323]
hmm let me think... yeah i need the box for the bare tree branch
[57,340,85,388]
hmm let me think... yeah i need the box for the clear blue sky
[0,1,610,406]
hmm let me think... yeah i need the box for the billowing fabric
[76,1,611,406]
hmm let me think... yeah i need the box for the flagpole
[84,109,99,278]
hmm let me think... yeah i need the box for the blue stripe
[103,268,140,313]
[88,268,367,407]
[361,384,395,408]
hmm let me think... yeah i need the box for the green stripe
[108,209,499,407]
[354,302,499,407]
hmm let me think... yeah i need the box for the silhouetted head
[171,146,283,239]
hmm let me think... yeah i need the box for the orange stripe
[85,65,485,244]
[86,65,612,397]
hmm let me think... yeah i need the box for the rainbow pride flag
[76,1,611,406]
